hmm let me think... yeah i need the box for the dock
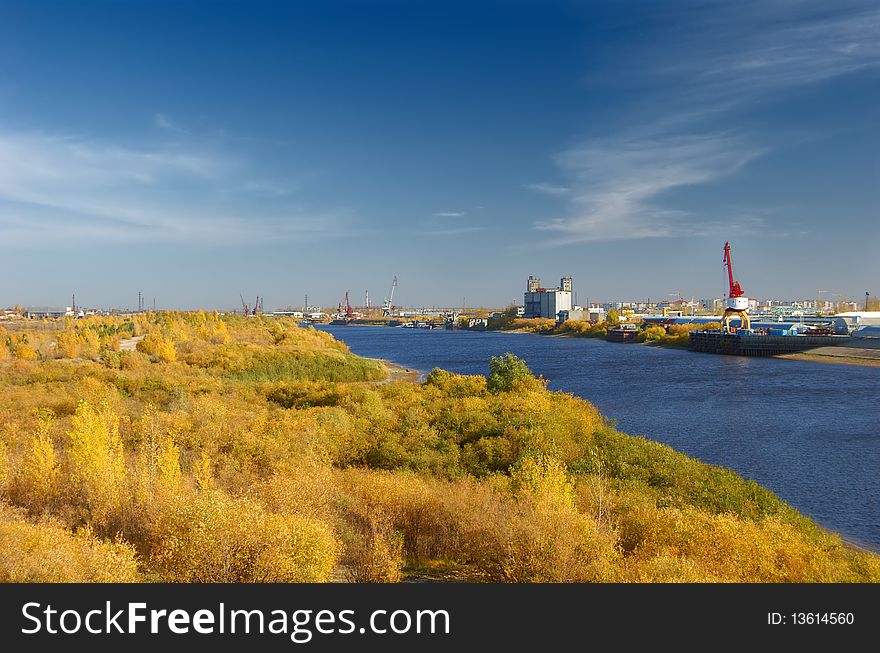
[688,331,842,356]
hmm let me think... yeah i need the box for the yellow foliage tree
[17,413,60,512]
[66,400,127,529]
[510,454,574,509]
[137,333,177,363]
[13,338,38,360]
[55,330,79,358]
[0,441,9,496]
[134,407,182,503]
[193,451,215,491]
[80,329,101,359]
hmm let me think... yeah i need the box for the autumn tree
[66,400,127,529]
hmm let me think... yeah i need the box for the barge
[688,330,842,356]
[606,324,639,343]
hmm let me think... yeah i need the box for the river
[319,325,880,551]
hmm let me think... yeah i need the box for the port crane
[382,276,398,317]
[721,241,751,333]
[239,294,262,316]
[338,291,354,320]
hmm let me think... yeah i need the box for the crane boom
[382,275,398,317]
[723,241,744,298]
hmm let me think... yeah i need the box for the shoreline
[773,352,880,367]
[327,323,880,369]
[329,325,879,553]
[374,358,424,383]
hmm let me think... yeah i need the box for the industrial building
[524,275,573,320]
[23,306,70,319]
[832,312,880,334]
[559,307,606,323]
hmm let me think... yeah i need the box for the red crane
[344,290,353,319]
[723,241,745,299]
[721,241,750,332]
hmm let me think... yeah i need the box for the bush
[425,368,487,397]
[637,326,667,342]
[487,353,541,393]
[137,333,177,363]
[150,491,340,582]
[267,381,348,408]
[335,469,619,582]
[0,504,140,582]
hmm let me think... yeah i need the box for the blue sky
[1,0,877,309]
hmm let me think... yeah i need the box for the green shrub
[487,353,541,393]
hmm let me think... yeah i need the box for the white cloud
[0,130,340,244]
[686,5,880,102]
[533,3,879,246]
[525,182,569,197]
[153,112,191,134]
[432,211,466,218]
[423,226,486,236]
[534,132,765,244]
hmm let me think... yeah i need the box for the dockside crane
[337,291,354,320]
[240,294,249,317]
[721,241,751,333]
[382,276,398,317]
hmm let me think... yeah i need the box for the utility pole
[866,292,870,312]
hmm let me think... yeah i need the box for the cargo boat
[606,324,638,343]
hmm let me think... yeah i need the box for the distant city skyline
[1,0,878,309]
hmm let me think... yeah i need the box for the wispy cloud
[678,4,880,104]
[153,112,191,135]
[525,182,569,197]
[433,211,466,218]
[534,132,765,244]
[534,2,880,245]
[423,226,486,237]
[0,129,342,244]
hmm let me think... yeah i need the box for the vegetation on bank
[0,313,877,583]
[635,322,721,347]
[476,306,719,348]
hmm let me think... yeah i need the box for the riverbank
[320,323,880,551]
[384,325,880,367]
[377,359,424,383]
[775,351,880,367]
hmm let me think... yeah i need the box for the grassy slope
[0,314,877,582]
